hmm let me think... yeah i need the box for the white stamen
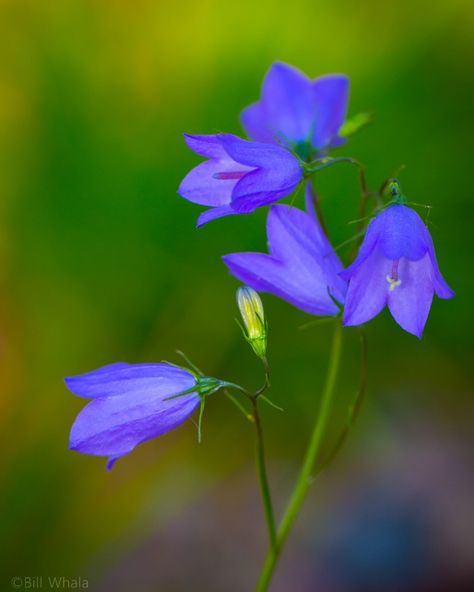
[386,275,402,291]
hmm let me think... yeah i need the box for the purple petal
[223,252,340,316]
[341,205,429,280]
[268,202,325,260]
[304,183,348,303]
[267,202,347,304]
[106,457,120,471]
[70,385,199,464]
[214,135,302,213]
[64,362,129,398]
[196,205,241,227]
[179,134,254,207]
[343,247,390,327]
[342,206,454,335]
[422,225,455,299]
[240,64,350,150]
[257,62,315,143]
[65,362,195,399]
[183,134,227,159]
[218,134,300,169]
[387,254,434,338]
[374,205,429,261]
[340,216,381,280]
[180,133,302,220]
[178,159,241,206]
[311,75,350,149]
[240,102,277,144]
[230,168,301,214]
[222,201,348,316]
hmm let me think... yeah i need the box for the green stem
[305,156,363,175]
[256,320,343,591]
[308,180,330,238]
[224,389,254,422]
[349,166,370,260]
[255,358,271,398]
[315,326,368,473]
[251,397,277,552]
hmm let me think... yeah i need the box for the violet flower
[241,62,349,158]
[341,204,454,338]
[222,184,347,316]
[65,362,223,469]
[178,133,303,226]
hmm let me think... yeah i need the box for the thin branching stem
[315,326,368,473]
[251,396,277,553]
[256,320,343,591]
[308,181,330,238]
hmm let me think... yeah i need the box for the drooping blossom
[223,184,347,316]
[241,62,349,158]
[178,133,303,226]
[65,362,223,469]
[341,204,454,338]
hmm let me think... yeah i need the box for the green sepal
[197,395,206,443]
[259,395,284,412]
[163,376,226,402]
[381,178,407,204]
[235,316,268,361]
[196,376,225,396]
[340,112,373,138]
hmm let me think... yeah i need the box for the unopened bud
[236,286,267,360]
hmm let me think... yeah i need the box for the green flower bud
[236,286,267,360]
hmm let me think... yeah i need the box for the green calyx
[196,376,224,396]
[292,140,314,162]
[383,178,407,204]
[248,334,267,360]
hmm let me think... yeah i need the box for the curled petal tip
[106,457,119,471]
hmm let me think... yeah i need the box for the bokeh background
[1,1,473,590]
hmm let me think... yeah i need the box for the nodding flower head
[341,204,454,338]
[65,362,227,469]
[240,62,350,158]
[178,133,303,226]
[223,183,347,317]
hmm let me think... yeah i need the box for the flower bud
[236,286,267,360]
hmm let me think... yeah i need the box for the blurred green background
[1,1,473,590]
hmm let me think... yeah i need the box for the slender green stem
[251,396,277,552]
[224,389,254,422]
[256,320,343,591]
[349,167,370,259]
[357,166,369,222]
[315,326,368,473]
[305,156,363,175]
[197,396,206,443]
[308,181,330,238]
[255,357,271,398]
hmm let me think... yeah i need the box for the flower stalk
[251,395,277,552]
[256,319,343,591]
